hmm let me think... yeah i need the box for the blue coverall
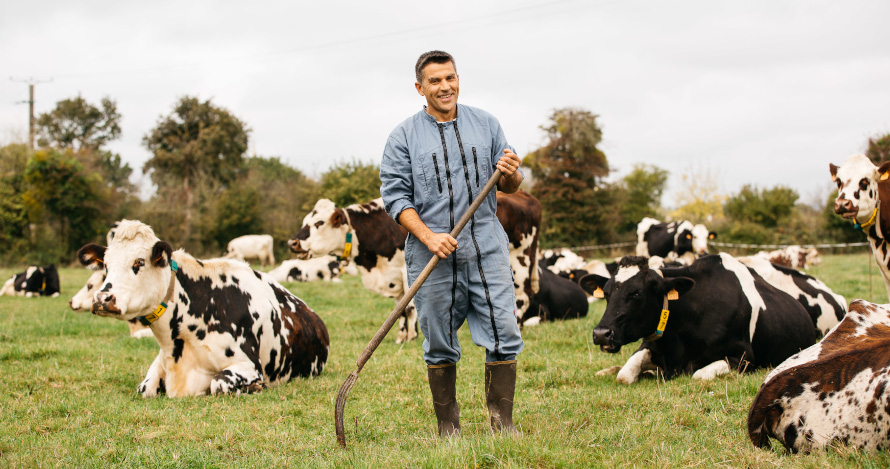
[380,104,524,365]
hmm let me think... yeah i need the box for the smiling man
[380,50,525,437]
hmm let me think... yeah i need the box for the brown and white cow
[78,220,329,397]
[754,245,822,270]
[831,154,890,300]
[748,300,890,452]
[288,192,541,341]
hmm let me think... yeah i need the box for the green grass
[1,253,890,467]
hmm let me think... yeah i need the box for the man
[380,50,524,437]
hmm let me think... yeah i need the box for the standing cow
[580,254,816,384]
[830,154,890,300]
[77,220,329,397]
[635,218,716,263]
[225,234,276,266]
[748,300,890,452]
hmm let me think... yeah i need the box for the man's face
[415,61,459,121]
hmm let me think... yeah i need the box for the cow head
[580,256,694,353]
[76,221,174,320]
[288,199,350,260]
[830,154,890,222]
[691,224,716,255]
[69,270,106,311]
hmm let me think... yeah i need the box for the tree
[142,96,250,246]
[524,108,610,246]
[319,159,381,207]
[866,132,890,165]
[724,184,798,228]
[618,164,669,232]
[670,165,725,222]
[36,96,121,152]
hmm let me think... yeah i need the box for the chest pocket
[466,144,492,189]
[418,148,446,200]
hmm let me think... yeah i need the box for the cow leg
[595,365,622,376]
[0,278,14,296]
[396,301,418,343]
[616,348,659,385]
[137,351,167,398]
[210,361,264,395]
[692,360,731,380]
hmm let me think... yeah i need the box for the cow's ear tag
[881,172,889,181]
[593,287,605,299]
[667,289,679,301]
[686,234,692,239]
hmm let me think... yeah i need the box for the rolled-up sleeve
[380,131,416,224]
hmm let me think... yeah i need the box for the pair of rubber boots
[427,360,518,437]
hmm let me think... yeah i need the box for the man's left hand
[496,149,522,176]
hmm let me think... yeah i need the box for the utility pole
[11,77,52,150]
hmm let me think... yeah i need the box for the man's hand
[496,149,523,193]
[422,232,458,259]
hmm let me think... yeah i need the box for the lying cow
[0,264,60,297]
[737,256,845,336]
[521,267,588,327]
[268,256,343,283]
[635,217,716,262]
[748,300,890,452]
[754,245,821,270]
[77,220,329,397]
[225,234,276,266]
[831,154,890,300]
[580,254,815,384]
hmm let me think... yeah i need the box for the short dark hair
[415,50,456,83]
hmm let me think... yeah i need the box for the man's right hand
[422,232,458,259]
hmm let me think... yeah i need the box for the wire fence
[551,240,871,258]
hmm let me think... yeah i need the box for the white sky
[2,0,889,207]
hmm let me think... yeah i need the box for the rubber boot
[428,363,460,437]
[485,360,519,434]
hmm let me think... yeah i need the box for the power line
[10,77,52,150]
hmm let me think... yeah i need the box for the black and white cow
[748,300,890,452]
[754,245,822,270]
[268,256,343,283]
[521,267,588,327]
[289,191,542,341]
[737,256,846,336]
[580,254,816,384]
[225,234,276,266]
[70,268,153,339]
[0,264,60,297]
[77,220,329,397]
[831,154,890,300]
[635,217,716,262]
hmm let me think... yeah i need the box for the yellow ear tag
[667,289,679,301]
[593,287,605,299]
[881,172,889,181]
[686,234,692,239]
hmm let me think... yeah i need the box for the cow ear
[878,161,890,182]
[708,232,717,240]
[330,209,347,228]
[77,244,107,271]
[829,163,838,181]
[660,277,695,297]
[151,241,173,268]
[578,274,609,295]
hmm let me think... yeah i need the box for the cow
[0,265,60,297]
[635,218,717,263]
[77,220,329,397]
[289,191,542,342]
[580,254,816,384]
[831,154,890,300]
[521,267,588,327]
[268,256,343,283]
[737,256,845,336]
[539,248,587,277]
[69,269,153,339]
[225,234,276,266]
[754,245,822,270]
[748,300,890,453]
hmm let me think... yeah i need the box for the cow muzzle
[833,198,857,219]
[288,239,310,258]
[592,327,621,353]
[92,292,121,315]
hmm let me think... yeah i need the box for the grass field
[2,253,890,467]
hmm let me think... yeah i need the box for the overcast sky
[2,0,888,207]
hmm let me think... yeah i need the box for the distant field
[1,253,890,467]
